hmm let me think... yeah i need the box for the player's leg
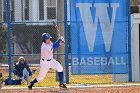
[50,59,67,88]
[20,68,30,84]
[22,68,29,80]
[28,60,50,89]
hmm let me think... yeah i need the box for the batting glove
[59,36,65,42]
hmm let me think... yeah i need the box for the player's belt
[42,59,51,61]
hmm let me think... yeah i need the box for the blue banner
[70,0,129,74]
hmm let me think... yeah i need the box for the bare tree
[0,23,7,63]
[131,0,139,6]
[131,0,140,13]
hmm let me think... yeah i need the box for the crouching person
[13,56,32,83]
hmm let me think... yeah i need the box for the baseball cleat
[28,78,38,90]
[59,83,67,89]
[28,83,33,90]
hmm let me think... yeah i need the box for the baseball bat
[53,21,61,37]
[53,21,64,43]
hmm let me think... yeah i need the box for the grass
[1,66,140,88]
[22,69,113,87]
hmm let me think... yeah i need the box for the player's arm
[53,36,65,49]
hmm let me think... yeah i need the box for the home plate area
[1,84,140,93]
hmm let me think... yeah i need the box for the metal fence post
[7,0,12,84]
[64,0,69,84]
[128,0,132,82]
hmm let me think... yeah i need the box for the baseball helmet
[42,33,52,41]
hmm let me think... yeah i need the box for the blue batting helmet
[42,33,52,41]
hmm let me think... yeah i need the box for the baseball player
[28,33,67,89]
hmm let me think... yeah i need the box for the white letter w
[76,3,119,52]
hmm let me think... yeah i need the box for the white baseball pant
[36,58,63,81]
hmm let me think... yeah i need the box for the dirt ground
[0,85,140,93]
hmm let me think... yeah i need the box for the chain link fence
[0,0,132,87]
[68,0,130,85]
[0,0,67,86]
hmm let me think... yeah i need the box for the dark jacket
[13,62,32,77]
